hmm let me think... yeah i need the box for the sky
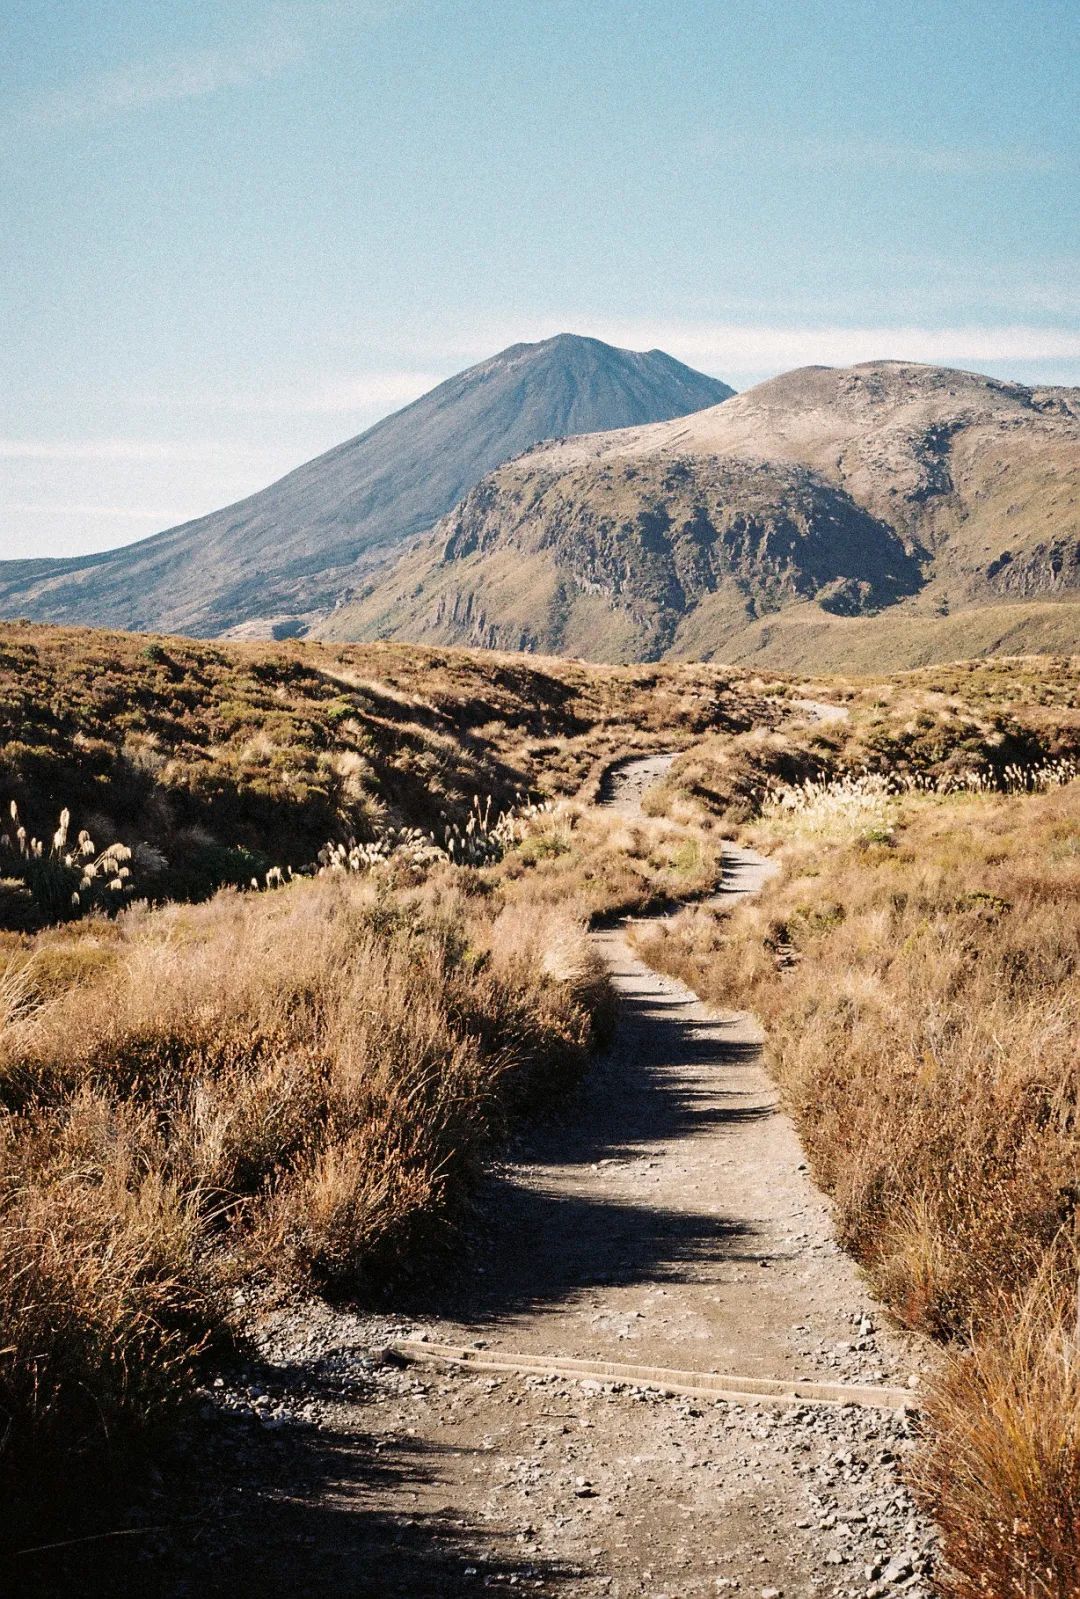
[3,0,1078,559]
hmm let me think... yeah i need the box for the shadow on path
[9,1406,578,1599]
[399,943,776,1322]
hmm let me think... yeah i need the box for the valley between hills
[1,626,1078,1597]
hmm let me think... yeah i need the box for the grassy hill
[0,621,769,924]
[333,361,1080,667]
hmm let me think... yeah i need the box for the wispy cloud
[697,131,1062,177]
[583,320,1080,373]
[0,437,280,464]
[170,369,443,416]
[17,2,370,129]
[404,316,1080,378]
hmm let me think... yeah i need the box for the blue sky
[3,0,1078,558]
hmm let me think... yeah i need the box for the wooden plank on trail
[391,1339,917,1413]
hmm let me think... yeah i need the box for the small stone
[880,1549,916,1584]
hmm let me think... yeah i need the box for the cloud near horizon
[164,370,444,417]
[411,318,1080,383]
[6,328,1078,481]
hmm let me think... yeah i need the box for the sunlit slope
[0,336,732,640]
[331,361,1080,666]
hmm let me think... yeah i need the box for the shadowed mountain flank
[0,335,733,640]
[332,360,1080,665]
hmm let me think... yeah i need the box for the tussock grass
[645,658,1080,835]
[0,1099,216,1454]
[0,621,774,923]
[0,868,609,1479]
[495,801,723,919]
[633,779,1080,1591]
[914,1275,1080,1599]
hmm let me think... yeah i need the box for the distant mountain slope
[328,361,1080,665]
[0,335,733,639]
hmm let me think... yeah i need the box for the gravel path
[110,753,936,1599]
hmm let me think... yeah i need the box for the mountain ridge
[0,334,733,639]
[324,359,1080,665]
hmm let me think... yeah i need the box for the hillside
[331,360,1080,665]
[0,620,764,925]
[4,625,1079,1598]
[0,336,732,641]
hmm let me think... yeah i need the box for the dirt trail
[117,752,935,1599]
[789,699,849,727]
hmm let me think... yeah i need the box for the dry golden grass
[5,627,1079,1581]
[645,657,1080,835]
[494,801,723,919]
[642,726,835,827]
[0,866,609,1474]
[0,620,777,924]
[0,1099,216,1454]
[633,779,1080,1591]
[914,1275,1080,1599]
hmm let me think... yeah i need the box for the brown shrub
[0,868,610,1470]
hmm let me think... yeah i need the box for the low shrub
[0,869,610,1476]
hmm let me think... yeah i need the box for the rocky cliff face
[325,361,1080,664]
[0,335,733,639]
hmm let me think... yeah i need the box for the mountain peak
[0,336,733,639]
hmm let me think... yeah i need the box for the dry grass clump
[633,779,1080,1590]
[648,659,1080,835]
[0,868,609,1473]
[642,727,835,827]
[494,802,722,919]
[914,1278,1080,1599]
[0,802,143,926]
[750,756,1080,849]
[0,1099,215,1457]
[312,792,552,882]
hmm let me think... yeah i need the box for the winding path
[169,749,934,1598]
